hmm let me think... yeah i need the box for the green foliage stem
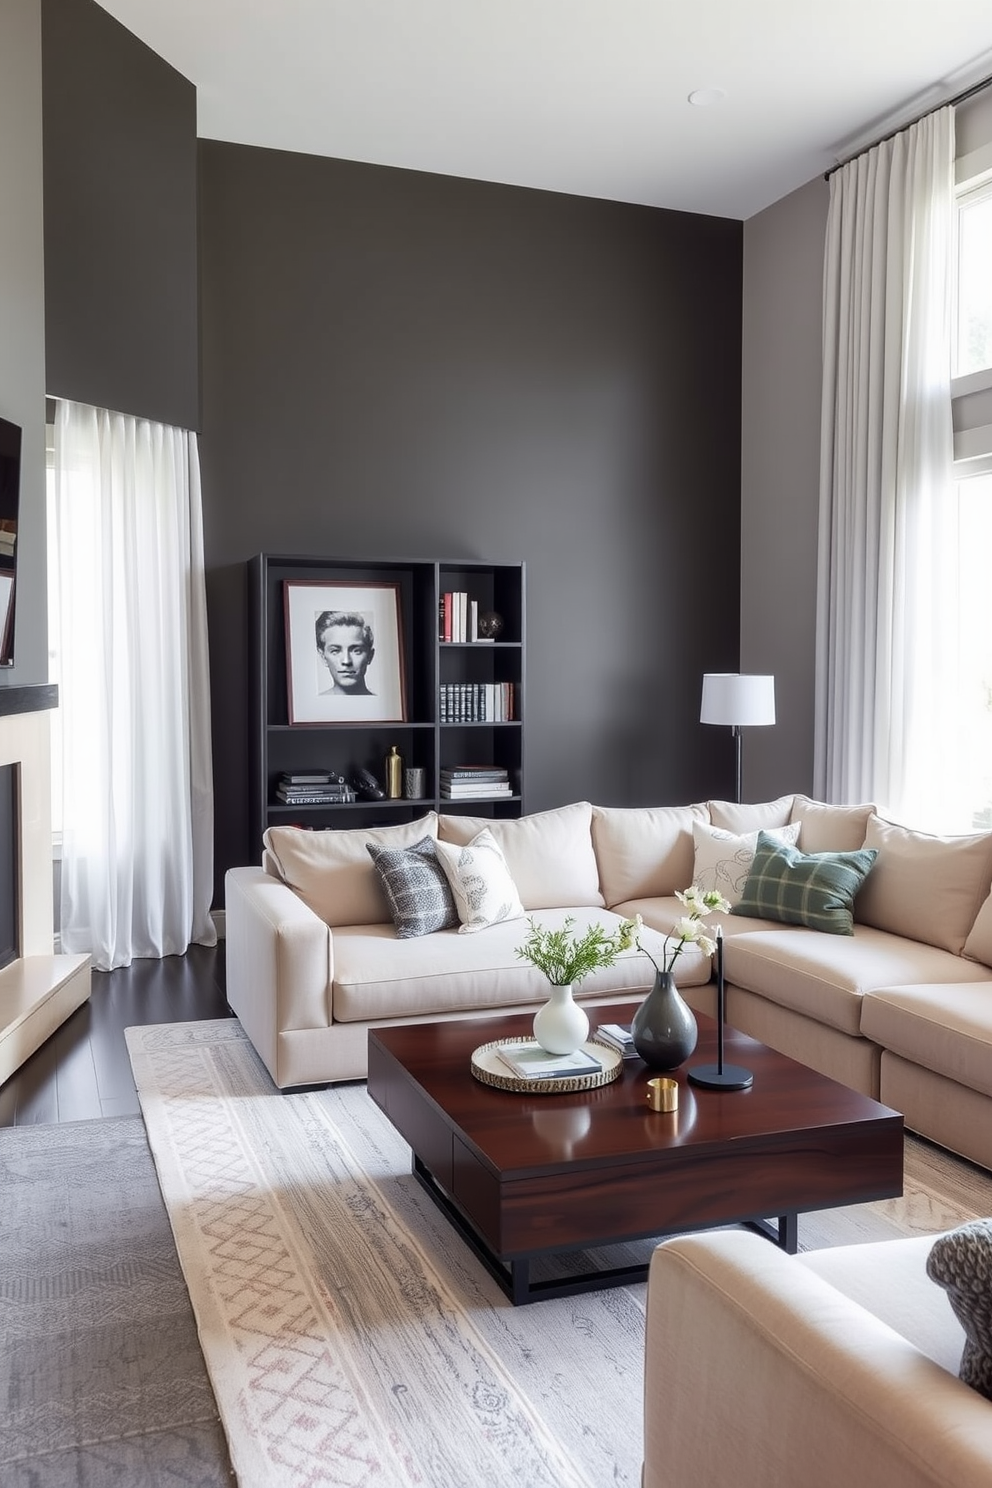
[515,916,634,987]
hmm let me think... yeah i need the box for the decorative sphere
[478,610,504,640]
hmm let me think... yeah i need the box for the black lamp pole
[688,927,753,1092]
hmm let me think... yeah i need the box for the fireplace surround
[0,683,89,1086]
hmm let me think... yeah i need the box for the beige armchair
[643,1230,992,1488]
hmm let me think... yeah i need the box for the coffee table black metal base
[413,1153,799,1305]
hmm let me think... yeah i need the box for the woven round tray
[470,1036,624,1095]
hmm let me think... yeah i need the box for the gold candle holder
[646,1076,679,1113]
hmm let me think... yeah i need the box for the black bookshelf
[248,554,525,845]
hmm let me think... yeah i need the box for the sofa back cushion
[789,795,875,853]
[855,813,992,954]
[438,801,603,911]
[263,814,439,927]
[591,803,709,907]
[707,795,795,833]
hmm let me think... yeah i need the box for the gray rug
[0,1115,234,1488]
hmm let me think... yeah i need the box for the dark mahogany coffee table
[367,1002,903,1304]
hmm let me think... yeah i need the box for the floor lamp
[700,673,775,803]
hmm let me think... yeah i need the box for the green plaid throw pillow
[732,832,877,935]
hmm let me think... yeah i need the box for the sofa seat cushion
[591,803,708,907]
[799,1236,965,1375]
[610,897,713,987]
[330,906,654,1023]
[438,802,603,911]
[723,926,990,1037]
[861,983,992,1099]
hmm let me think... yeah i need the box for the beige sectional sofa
[643,1229,992,1488]
[224,793,992,1170]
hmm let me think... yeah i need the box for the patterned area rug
[126,1019,992,1488]
[0,1115,234,1488]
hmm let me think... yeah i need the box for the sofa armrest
[224,866,333,1088]
[644,1232,992,1488]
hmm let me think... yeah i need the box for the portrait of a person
[315,610,375,696]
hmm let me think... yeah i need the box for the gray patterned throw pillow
[367,836,459,939]
[926,1218,992,1400]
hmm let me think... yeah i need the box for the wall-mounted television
[0,416,20,667]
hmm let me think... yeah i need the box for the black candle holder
[688,927,753,1091]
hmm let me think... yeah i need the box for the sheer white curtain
[53,400,216,970]
[815,106,957,826]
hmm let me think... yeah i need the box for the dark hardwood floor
[0,942,231,1127]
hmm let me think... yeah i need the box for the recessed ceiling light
[688,88,727,108]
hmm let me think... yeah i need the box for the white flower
[626,885,726,976]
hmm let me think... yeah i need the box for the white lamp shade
[700,673,775,727]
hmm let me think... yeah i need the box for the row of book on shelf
[440,592,488,643]
[496,1024,637,1081]
[440,765,512,799]
[274,771,357,805]
[439,682,515,722]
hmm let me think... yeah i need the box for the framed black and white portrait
[284,580,407,724]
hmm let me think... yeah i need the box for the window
[949,470,992,830]
[954,179,992,377]
[947,164,992,831]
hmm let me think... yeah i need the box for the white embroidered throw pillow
[434,827,525,934]
[692,818,801,906]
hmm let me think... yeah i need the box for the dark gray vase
[631,970,698,1070]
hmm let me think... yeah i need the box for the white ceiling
[96,0,992,220]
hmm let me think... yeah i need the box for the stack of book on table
[440,765,512,800]
[275,771,357,805]
[496,1041,603,1080]
[595,1023,638,1058]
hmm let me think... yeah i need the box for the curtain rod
[825,72,992,180]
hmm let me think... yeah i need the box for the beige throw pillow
[263,814,439,927]
[438,801,602,910]
[692,819,801,906]
[434,828,526,934]
[855,814,992,954]
[592,803,709,906]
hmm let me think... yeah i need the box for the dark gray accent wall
[741,175,829,802]
[198,142,743,894]
[41,0,198,430]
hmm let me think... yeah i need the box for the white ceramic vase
[532,983,590,1055]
